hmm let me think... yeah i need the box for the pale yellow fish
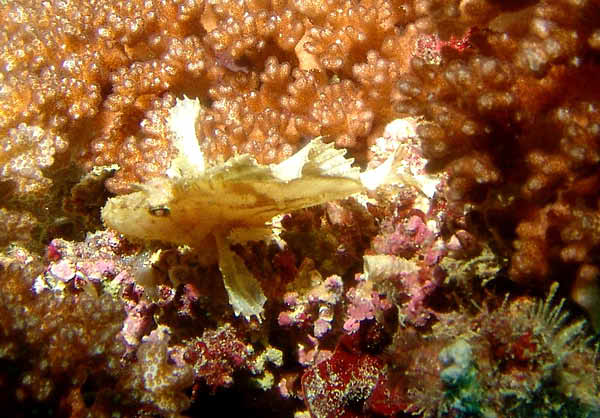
[102,97,399,320]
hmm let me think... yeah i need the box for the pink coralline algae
[278,271,344,338]
[121,298,155,348]
[403,266,446,326]
[343,275,393,334]
[33,232,134,305]
[48,258,76,282]
[368,208,449,327]
[373,214,436,257]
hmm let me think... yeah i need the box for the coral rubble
[1,0,600,417]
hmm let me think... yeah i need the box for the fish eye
[149,206,170,217]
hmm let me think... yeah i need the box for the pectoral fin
[215,232,267,321]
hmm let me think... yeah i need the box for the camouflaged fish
[102,97,400,321]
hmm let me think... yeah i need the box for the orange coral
[0,123,68,195]
[390,0,600,295]
[0,0,423,195]
[0,208,37,245]
[125,325,194,416]
[0,245,125,408]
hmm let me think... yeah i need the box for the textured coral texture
[1,0,600,417]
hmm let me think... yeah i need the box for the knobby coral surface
[1,0,600,417]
